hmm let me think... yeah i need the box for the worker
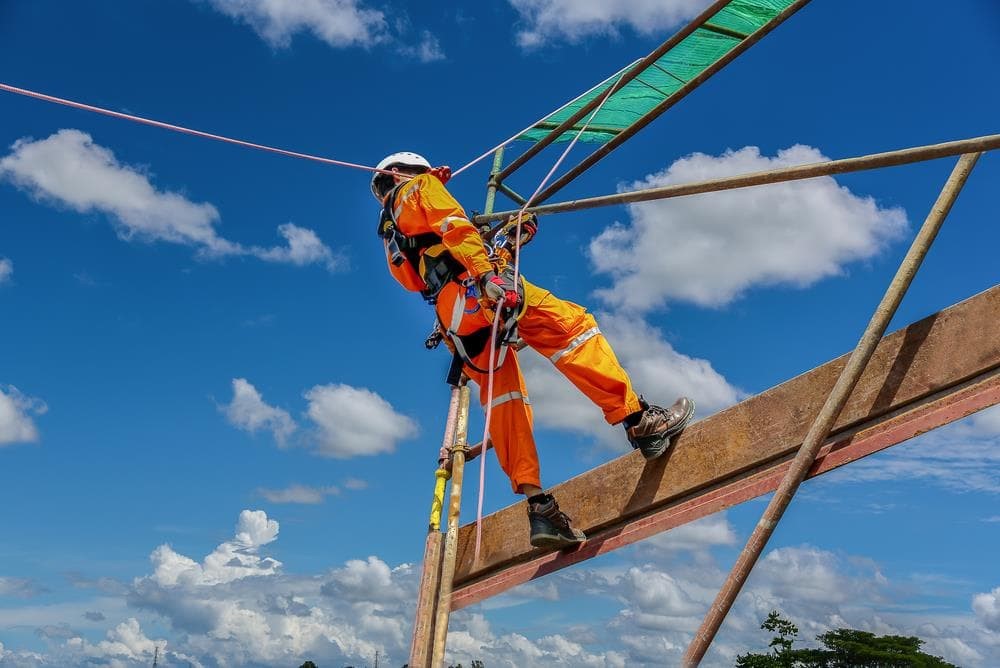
[372,152,694,549]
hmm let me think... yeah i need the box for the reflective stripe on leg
[548,326,600,364]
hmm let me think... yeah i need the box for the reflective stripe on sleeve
[549,326,600,364]
[440,216,467,233]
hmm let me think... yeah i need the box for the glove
[429,165,452,185]
[491,213,538,256]
[479,270,520,308]
[514,212,538,245]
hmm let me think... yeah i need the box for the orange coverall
[384,174,642,493]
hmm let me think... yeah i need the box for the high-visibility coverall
[384,174,642,493]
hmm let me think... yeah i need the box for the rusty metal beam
[453,367,1000,610]
[450,283,1000,606]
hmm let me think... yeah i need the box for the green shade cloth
[517,0,796,144]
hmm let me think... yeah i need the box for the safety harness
[377,182,525,381]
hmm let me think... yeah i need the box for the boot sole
[530,532,586,550]
[638,399,696,460]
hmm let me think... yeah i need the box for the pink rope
[450,61,638,178]
[474,296,506,564]
[0,82,396,175]
[471,71,627,561]
[509,70,627,299]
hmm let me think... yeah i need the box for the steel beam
[453,367,1000,610]
[449,283,1000,604]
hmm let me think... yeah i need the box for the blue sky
[1,0,998,666]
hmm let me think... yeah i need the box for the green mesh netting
[517,0,796,144]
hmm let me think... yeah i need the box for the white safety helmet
[371,151,432,200]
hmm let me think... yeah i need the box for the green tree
[298,662,317,668]
[735,611,959,667]
[471,661,485,668]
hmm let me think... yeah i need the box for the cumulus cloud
[974,586,1000,631]
[590,145,908,311]
[0,257,11,284]
[508,0,706,48]
[124,510,417,666]
[252,223,345,271]
[635,513,738,561]
[202,0,388,48]
[0,384,47,446]
[3,507,997,667]
[258,483,339,504]
[222,378,297,446]
[304,383,418,458]
[200,0,446,61]
[1,129,343,271]
[149,510,281,588]
[65,617,167,665]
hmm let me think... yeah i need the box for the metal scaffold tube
[430,384,472,666]
[408,385,462,667]
[681,152,982,666]
[474,133,1000,224]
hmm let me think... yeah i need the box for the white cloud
[150,510,281,588]
[67,617,165,664]
[203,0,388,48]
[222,378,297,446]
[974,586,1000,631]
[508,0,707,48]
[124,510,418,666]
[636,513,738,560]
[258,483,339,504]
[0,576,47,599]
[590,145,908,311]
[0,257,11,284]
[304,383,418,458]
[252,223,345,272]
[0,384,47,446]
[399,30,445,63]
[1,130,343,271]
[1,129,234,254]
[3,507,998,668]
[830,405,1000,494]
[966,403,1000,437]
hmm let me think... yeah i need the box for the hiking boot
[626,396,695,460]
[527,494,586,549]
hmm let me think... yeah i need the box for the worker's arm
[384,240,427,293]
[409,175,494,278]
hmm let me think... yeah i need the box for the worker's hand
[508,212,538,247]
[429,165,452,185]
[479,270,519,308]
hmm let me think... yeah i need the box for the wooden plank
[452,368,1000,609]
[451,285,1000,591]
